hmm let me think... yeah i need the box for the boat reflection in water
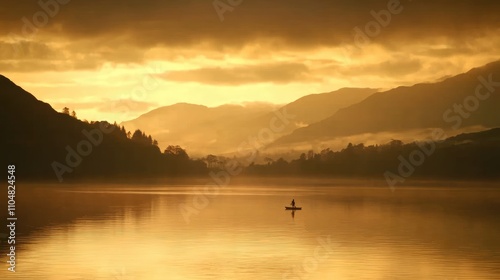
[285,204,302,219]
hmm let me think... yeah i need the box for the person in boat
[291,199,295,207]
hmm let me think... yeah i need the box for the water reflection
[1,183,499,279]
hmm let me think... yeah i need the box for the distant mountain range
[2,60,500,182]
[272,60,500,149]
[122,88,377,155]
[120,102,279,156]
[123,60,500,156]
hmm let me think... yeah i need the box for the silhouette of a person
[291,199,295,207]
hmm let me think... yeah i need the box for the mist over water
[2,181,500,279]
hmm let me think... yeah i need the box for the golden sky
[1,0,500,122]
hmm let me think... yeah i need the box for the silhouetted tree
[164,145,188,160]
[132,129,143,141]
[120,126,127,137]
[389,139,403,148]
[204,154,218,168]
[62,107,70,115]
[299,153,306,161]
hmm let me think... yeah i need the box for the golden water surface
[1,182,500,279]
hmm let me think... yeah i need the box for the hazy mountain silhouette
[0,75,206,181]
[122,88,376,155]
[275,88,377,125]
[121,102,279,155]
[273,61,500,148]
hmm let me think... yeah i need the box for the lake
[2,180,500,279]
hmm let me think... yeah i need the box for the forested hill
[0,75,206,182]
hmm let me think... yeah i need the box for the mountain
[0,75,206,181]
[121,102,280,156]
[275,88,377,125]
[122,88,377,155]
[273,60,500,148]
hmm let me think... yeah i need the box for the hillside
[273,61,500,148]
[122,88,376,155]
[276,87,377,125]
[0,75,206,181]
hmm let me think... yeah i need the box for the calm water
[2,181,500,279]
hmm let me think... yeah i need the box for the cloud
[1,0,499,75]
[0,59,101,73]
[160,62,318,85]
[338,58,423,77]
[0,38,146,72]
[0,40,56,60]
[2,0,500,124]
[1,0,500,50]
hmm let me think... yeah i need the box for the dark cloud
[160,62,317,85]
[1,0,499,50]
[0,56,101,72]
[0,40,144,72]
[0,60,61,72]
[0,41,56,60]
[1,0,499,83]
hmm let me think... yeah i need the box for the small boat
[285,206,302,210]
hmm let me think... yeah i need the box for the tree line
[243,129,500,180]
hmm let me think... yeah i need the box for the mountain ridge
[272,60,500,148]
[121,87,377,155]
